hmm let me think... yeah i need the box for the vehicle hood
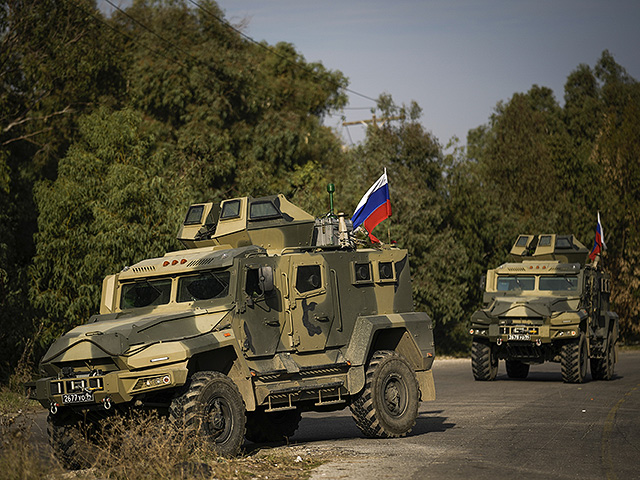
[40,306,232,365]
[484,296,580,319]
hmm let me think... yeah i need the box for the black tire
[47,409,92,470]
[591,341,616,381]
[471,340,498,381]
[506,360,530,379]
[349,350,419,438]
[245,409,301,443]
[561,333,588,383]
[170,371,246,456]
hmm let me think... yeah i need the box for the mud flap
[416,370,435,401]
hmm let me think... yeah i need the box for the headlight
[133,375,172,391]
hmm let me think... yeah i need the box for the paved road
[297,351,640,480]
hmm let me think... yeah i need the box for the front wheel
[471,340,498,381]
[170,371,246,456]
[350,350,419,438]
[47,409,97,470]
[561,334,588,383]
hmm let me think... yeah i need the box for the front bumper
[34,361,189,411]
[470,323,581,345]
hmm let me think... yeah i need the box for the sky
[99,0,640,148]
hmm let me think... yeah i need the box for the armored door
[238,261,284,357]
[289,257,336,352]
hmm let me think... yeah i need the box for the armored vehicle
[469,234,618,383]
[33,192,435,465]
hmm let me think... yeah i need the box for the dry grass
[0,387,64,480]
[0,391,333,480]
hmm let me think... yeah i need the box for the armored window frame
[538,235,552,247]
[120,278,172,310]
[351,262,373,285]
[249,200,281,221]
[295,265,323,294]
[220,200,241,220]
[183,205,205,225]
[374,261,396,283]
[538,275,579,291]
[496,275,535,292]
[177,270,230,303]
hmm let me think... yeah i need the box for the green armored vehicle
[34,192,435,464]
[470,234,618,383]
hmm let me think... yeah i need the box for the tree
[30,108,184,345]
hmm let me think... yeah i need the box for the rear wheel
[561,334,588,383]
[506,360,530,379]
[591,340,616,380]
[350,350,419,438]
[471,340,498,381]
[170,371,246,456]
[245,409,301,443]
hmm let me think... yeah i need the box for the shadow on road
[413,410,455,434]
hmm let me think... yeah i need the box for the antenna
[327,183,335,217]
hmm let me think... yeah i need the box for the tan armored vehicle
[34,191,435,465]
[470,234,618,383]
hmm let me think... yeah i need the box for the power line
[103,0,196,67]
[69,0,189,70]
[185,0,379,104]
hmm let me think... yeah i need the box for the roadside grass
[0,387,62,480]
[0,388,330,480]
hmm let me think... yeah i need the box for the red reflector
[224,333,231,337]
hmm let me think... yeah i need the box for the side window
[177,271,230,302]
[120,278,172,309]
[220,200,241,219]
[296,265,322,293]
[245,268,261,297]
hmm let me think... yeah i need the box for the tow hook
[50,402,58,415]
[103,397,112,411]
[536,339,542,346]
[497,338,503,346]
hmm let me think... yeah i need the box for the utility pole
[342,114,403,128]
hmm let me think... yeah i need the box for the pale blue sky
[100,0,640,148]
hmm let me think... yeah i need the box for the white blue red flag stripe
[589,212,607,261]
[351,169,391,243]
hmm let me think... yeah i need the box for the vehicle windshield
[497,276,535,292]
[177,271,230,303]
[120,278,172,309]
[539,275,579,291]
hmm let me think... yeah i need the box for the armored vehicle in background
[469,234,618,383]
[34,192,435,465]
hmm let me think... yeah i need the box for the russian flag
[351,169,391,243]
[589,212,607,261]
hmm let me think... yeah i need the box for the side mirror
[259,266,274,293]
[479,275,486,292]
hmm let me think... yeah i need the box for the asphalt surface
[300,351,640,480]
[30,352,640,479]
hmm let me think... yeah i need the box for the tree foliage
[0,0,639,382]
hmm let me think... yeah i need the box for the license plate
[62,392,94,404]
[508,334,531,341]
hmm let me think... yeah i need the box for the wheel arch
[345,313,435,371]
[187,346,256,411]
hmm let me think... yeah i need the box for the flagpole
[386,168,391,244]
